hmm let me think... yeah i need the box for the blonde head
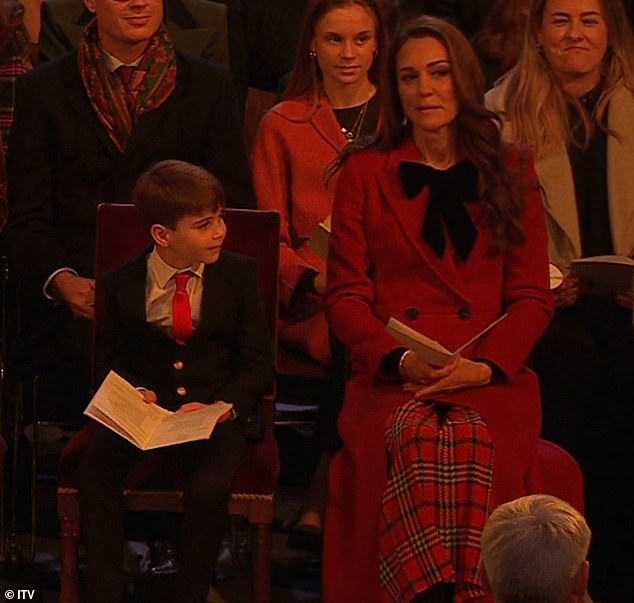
[505,0,634,154]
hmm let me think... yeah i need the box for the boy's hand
[176,402,235,423]
[176,402,208,414]
[218,409,235,423]
[139,389,157,404]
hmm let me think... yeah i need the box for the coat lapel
[124,73,182,158]
[197,255,234,333]
[64,56,121,161]
[376,138,470,302]
[607,87,634,257]
[534,143,581,263]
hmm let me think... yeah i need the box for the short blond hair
[481,494,591,603]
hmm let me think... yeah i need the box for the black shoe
[287,524,323,553]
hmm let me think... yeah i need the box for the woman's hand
[553,276,582,309]
[399,349,460,384]
[616,290,633,310]
[313,271,327,295]
[404,357,493,398]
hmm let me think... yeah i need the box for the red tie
[172,272,193,343]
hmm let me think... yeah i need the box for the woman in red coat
[324,16,553,603]
[251,0,387,542]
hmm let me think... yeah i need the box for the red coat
[323,137,553,602]
[251,97,346,362]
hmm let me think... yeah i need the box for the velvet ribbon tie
[398,160,479,261]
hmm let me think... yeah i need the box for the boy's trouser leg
[77,426,143,603]
[172,421,247,603]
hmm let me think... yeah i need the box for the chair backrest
[243,87,279,157]
[93,203,280,398]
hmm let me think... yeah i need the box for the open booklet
[307,215,331,261]
[386,314,508,367]
[84,371,233,450]
[569,255,634,297]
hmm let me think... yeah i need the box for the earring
[309,50,317,58]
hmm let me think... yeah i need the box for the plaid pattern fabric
[379,400,494,603]
[78,19,176,153]
[0,56,31,152]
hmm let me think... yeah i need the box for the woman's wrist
[479,361,493,384]
[398,349,414,380]
[473,358,501,384]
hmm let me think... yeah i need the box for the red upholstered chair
[525,438,584,511]
[56,204,281,603]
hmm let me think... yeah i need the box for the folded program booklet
[84,371,233,450]
[385,314,508,367]
[569,255,634,297]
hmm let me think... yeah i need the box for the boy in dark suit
[77,160,274,603]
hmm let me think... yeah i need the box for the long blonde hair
[505,0,634,154]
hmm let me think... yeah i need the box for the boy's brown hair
[132,160,225,230]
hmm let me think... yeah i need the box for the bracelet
[398,349,414,378]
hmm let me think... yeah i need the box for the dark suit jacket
[97,250,274,423]
[6,49,254,292]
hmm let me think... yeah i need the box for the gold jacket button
[173,360,184,370]
[176,386,187,396]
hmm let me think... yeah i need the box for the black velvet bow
[398,160,479,261]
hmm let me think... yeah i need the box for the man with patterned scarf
[4,0,254,421]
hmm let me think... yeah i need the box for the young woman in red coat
[324,16,553,603]
[251,0,387,544]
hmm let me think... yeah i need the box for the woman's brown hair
[283,0,388,104]
[379,15,526,252]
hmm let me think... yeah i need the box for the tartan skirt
[378,400,494,603]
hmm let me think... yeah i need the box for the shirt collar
[148,247,204,289]
[101,46,143,73]
[578,81,604,112]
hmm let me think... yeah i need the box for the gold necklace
[340,98,371,142]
